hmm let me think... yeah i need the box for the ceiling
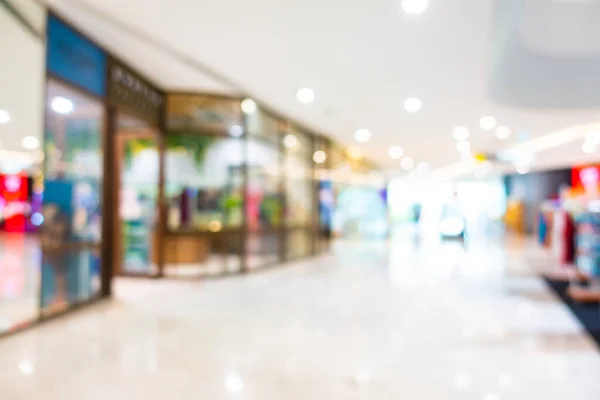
[34,0,600,175]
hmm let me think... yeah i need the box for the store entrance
[114,116,161,277]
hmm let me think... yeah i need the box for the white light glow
[313,150,327,164]
[388,146,404,159]
[241,98,257,114]
[283,134,298,148]
[18,360,34,376]
[480,116,497,131]
[495,126,511,140]
[452,126,470,141]
[401,157,414,170]
[21,136,40,150]
[354,128,372,143]
[296,88,315,104]
[228,124,243,137]
[0,109,10,124]
[403,97,422,113]
[224,371,243,394]
[582,140,596,154]
[456,140,470,153]
[516,165,529,175]
[401,0,428,14]
[51,96,74,114]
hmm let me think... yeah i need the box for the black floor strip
[543,277,600,350]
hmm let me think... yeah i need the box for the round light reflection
[313,150,327,164]
[283,134,298,149]
[452,126,470,141]
[403,97,422,113]
[241,98,257,114]
[401,0,428,14]
[21,136,40,150]
[354,128,372,143]
[480,116,497,131]
[296,88,315,104]
[388,146,404,159]
[0,109,10,124]
[495,126,511,140]
[51,96,74,114]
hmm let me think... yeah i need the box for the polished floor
[1,233,600,399]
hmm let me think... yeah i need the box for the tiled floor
[1,232,599,399]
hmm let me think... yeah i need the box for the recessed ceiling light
[494,126,511,140]
[452,126,469,141]
[283,134,298,148]
[401,157,414,170]
[347,145,363,159]
[456,140,471,153]
[480,116,497,131]
[313,150,327,164]
[296,88,315,104]
[51,96,74,114]
[401,0,428,14]
[241,98,257,114]
[228,124,243,137]
[0,109,10,124]
[224,371,244,394]
[354,128,371,143]
[403,97,422,113]
[21,136,40,150]
[516,165,529,175]
[388,146,404,159]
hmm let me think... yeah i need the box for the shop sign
[46,15,106,97]
[166,94,241,133]
[108,59,164,124]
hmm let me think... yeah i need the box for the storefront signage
[46,15,106,97]
[166,94,241,133]
[108,58,164,124]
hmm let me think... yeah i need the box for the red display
[572,165,600,191]
[0,174,29,233]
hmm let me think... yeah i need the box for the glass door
[115,116,160,276]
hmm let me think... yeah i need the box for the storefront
[0,9,378,336]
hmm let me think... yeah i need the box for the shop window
[284,129,313,227]
[247,138,282,231]
[41,79,104,315]
[164,135,244,232]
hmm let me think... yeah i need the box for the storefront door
[114,121,160,276]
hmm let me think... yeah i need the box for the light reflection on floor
[0,232,599,399]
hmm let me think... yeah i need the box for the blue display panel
[46,15,106,97]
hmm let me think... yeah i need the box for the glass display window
[41,79,105,316]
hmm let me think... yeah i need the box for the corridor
[1,235,599,399]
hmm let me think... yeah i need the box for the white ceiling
[40,0,600,173]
